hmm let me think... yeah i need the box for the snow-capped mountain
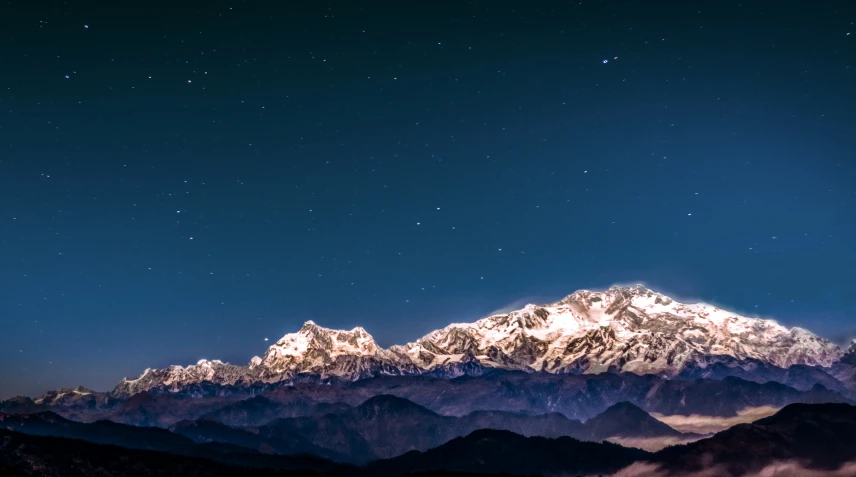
[112,285,845,395]
[32,386,96,405]
[843,340,856,366]
[398,285,843,376]
[831,340,856,394]
[249,320,419,380]
[114,359,253,397]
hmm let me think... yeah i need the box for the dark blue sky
[1,1,855,398]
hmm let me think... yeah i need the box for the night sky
[1,1,855,399]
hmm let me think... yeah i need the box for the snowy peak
[406,284,844,375]
[841,340,856,366]
[32,386,97,405]
[271,320,379,359]
[252,321,384,377]
[297,320,378,355]
[107,284,845,396]
[114,358,250,397]
[559,285,675,317]
[561,284,671,309]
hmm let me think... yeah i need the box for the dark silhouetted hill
[653,402,856,476]
[366,429,650,476]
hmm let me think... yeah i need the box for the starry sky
[1,1,855,399]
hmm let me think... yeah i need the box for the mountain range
[367,402,856,477]
[111,285,852,397]
[4,402,856,477]
[7,369,853,430]
[0,395,693,465]
[5,285,855,432]
[3,285,856,475]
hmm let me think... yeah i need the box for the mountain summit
[113,285,844,396]
[248,320,418,381]
[251,321,380,374]
[397,284,842,376]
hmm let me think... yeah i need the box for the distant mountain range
[369,402,856,477]
[253,395,700,462]
[6,370,853,429]
[10,285,852,432]
[3,402,856,477]
[109,285,851,397]
[3,284,856,476]
[0,396,695,464]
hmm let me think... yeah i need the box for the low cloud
[745,461,856,476]
[609,461,856,477]
[650,406,780,435]
[606,435,705,452]
[609,462,681,477]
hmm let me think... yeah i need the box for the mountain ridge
[112,284,846,396]
[2,396,689,466]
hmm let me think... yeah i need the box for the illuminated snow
[113,285,845,393]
